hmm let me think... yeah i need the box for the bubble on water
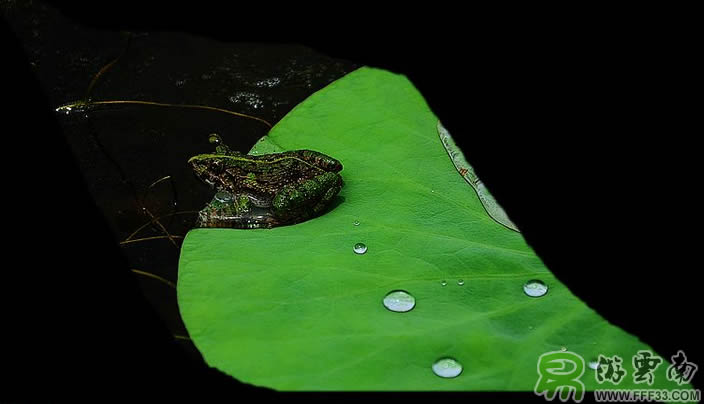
[254,77,281,88]
[229,91,264,109]
[353,243,367,255]
[382,290,415,313]
[523,279,548,297]
[432,358,463,378]
[57,106,72,115]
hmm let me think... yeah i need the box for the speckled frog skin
[189,136,344,229]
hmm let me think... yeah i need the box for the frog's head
[188,154,225,187]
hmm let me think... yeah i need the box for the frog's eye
[208,133,222,144]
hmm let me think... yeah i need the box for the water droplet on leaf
[523,279,548,297]
[353,243,367,255]
[432,358,463,378]
[382,290,415,313]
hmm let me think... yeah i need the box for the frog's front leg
[196,192,252,227]
[271,172,343,224]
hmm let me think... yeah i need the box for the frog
[189,134,344,229]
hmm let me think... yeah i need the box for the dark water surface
[5,0,359,367]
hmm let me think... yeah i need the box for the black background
[2,2,699,402]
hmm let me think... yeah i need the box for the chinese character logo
[535,351,585,402]
[595,354,627,384]
[632,350,663,385]
[666,350,698,385]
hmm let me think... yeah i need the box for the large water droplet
[523,279,548,297]
[382,290,415,313]
[432,358,463,378]
[214,190,233,202]
[353,243,367,255]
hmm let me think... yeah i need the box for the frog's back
[211,151,341,197]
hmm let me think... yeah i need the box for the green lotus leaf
[178,67,684,393]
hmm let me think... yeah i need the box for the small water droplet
[457,279,465,286]
[353,243,367,255]
[214,191,233,202]
[382,290,415,313]
[208,133,222,144]
[440,280,447,286]
[528,325,534,330]
[523,279,548,297]
[353,220,360,226]
[432,358,463,378]
[589,360,600,370]
[560,346,567,352]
